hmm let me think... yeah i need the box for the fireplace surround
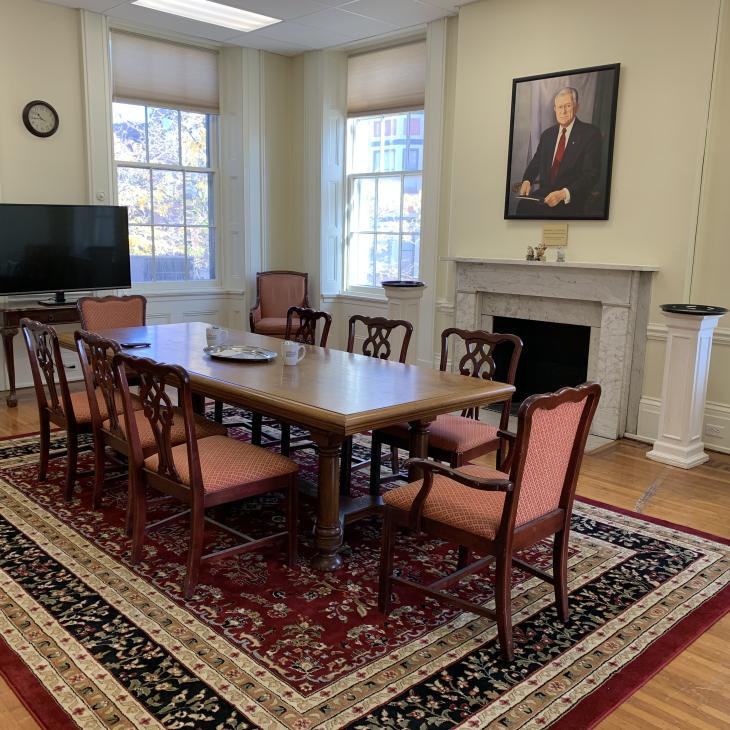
[445,258,658,439]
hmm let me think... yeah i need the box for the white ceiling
[42,0,475,55]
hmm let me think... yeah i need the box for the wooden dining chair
[378,382,601,661]
[114,352,299,599]
[249,271,309,338]
[75,330,226,512]
[370,328,522,494]
[249,306,333,455]
[339,315,413,495]
[20,318,100,502]
[77,294,147,331]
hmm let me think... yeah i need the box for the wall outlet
[705,423,725,436]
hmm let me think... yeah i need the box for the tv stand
[1,303,79,407]
[37,291,72,306]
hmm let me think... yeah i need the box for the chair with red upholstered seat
[369,328,522,494]
[75,330,226,511]
[77,294,147,331]
[114,352,299,599]
[20,318,107,502]
[249,271,309,338]
[378,382,601,661]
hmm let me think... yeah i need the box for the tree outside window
[346,111,424,289]
[112,102,217,283]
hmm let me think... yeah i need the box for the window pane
[350,177,375,232]
[152,170,184,224]
[113,102,146,163]
[349,117,381,174]
[188,227,214,280]
[375,234,399,285]
[154,226,186,281]
[117,166,151,224]
[129,225,153,283]
[403,174,422,233]
[148,107,180,165]
[348,233,374,286]
[400,235,420,280]
[181,111,208,167]
[185,172,211,225]
[376,177,402,232]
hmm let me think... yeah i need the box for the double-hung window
[110,31,219,285]
[345,42,426,291]
[346,111,424,287]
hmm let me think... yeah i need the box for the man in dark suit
[517,87,602,217]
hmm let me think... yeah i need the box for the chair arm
[249,301,262,332]
[403,458,513,493]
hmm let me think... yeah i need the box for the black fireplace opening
[492,316,590,405]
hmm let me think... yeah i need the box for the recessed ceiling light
[132,0,281,33]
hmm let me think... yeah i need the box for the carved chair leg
[281,424,292,457]
[286,480,298,565]
[38,413,50,482]
[495,551,514,661]
[91,437,106,510]
[251,412,263,446]
[369,432,382,496]
[213,400,224,423]
[378,512,396,613]
[130,475,147,564]
[63,430,79,503]
[457,545,472,570]
[339,436,353,496]
[184,500,205,600]
[390,446,399,474]
[553,528,571,622]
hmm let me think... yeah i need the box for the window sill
[322,291,388,305]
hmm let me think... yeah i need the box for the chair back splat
[77,294,147,331]
[378,382,601,662]
[347,314,413,364]
[285,306,332,347]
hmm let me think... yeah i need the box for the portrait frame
[504,63,620,221]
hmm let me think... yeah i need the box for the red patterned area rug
[0,416,728,729]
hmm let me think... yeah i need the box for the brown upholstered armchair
[249,271,309,338]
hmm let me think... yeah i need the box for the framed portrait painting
[504,63,620,220]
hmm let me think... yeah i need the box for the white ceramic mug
[206,326,228,347]
[282,340,305,366]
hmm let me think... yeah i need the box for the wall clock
[22,100,59,138]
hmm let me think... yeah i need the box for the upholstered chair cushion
[69,389,123,424]
[105,409,226,455]
[383,464,512,540]
[259,275,307,319]
[79,297,145,331]
[381,415,500,455]
[144,435,297,494]
[252,317,288,337]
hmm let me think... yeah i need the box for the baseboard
[637,396,730,455]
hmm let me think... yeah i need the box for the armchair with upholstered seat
[378,382,601,661]
[249,271,309,338]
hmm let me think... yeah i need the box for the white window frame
[344,109,424,295]
[112,102,221,290]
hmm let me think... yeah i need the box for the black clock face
[22,100,59,137]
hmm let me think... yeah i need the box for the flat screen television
[0,203,131,304]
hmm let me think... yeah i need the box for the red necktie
[550,127,567,184]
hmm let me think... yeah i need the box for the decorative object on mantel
[535,243,547,261]
[556,247,566,262]
[381,280,425,365]
[647,304,728,469]
[525,245,535,261]
[504,64,620,221]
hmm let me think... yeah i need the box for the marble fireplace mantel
[444,257,659,439]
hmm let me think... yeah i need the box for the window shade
[111,31,219,113]
[347,42,426,115]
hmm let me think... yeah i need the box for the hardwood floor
[0,387,728,729]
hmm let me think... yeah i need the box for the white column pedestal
[647,310,725,469]
[382,282,426,365]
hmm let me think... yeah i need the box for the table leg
[309,431,344,571]
[408,418,433,481]
[2,327,18,408]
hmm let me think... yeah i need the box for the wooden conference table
[60,322,514,571]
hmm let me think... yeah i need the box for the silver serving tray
[203,345,277,361]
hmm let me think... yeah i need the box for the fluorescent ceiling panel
[132,0,281,32]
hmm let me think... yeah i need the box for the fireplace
[493,316,590,404]
[446,257,658,439]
